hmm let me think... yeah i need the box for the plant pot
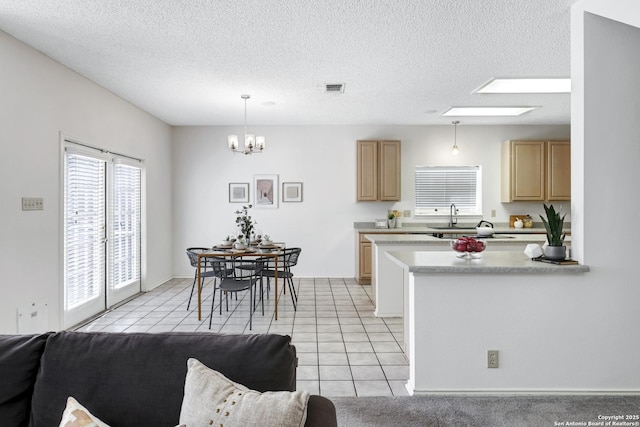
[544,245,566,260]
[387,218,396,228]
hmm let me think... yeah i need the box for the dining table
[195,245,284,322]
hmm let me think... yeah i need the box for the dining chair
[209,257,265,330]
[185,247,219,311]
[261,247,301,310]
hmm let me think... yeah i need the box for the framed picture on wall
[229,182,249,203]
[282,182,303,202]
[253,174,279,209]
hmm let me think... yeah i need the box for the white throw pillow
[179,358,309,427]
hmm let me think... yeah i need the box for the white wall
[171,124,569,278]
[0,31,173,333]
[569,1,640,389]
[402,0,640,393]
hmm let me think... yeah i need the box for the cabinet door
[547,140,571,201]
[359,241,372,281]
[511,141,545,201]
[379,140,401,201]
[357,141,378,201]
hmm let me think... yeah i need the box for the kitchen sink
[431,233,515,239]
[429,226,475,230]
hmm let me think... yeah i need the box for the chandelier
[228,94,265,155]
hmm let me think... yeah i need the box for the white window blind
[110,161,142,290]
[64,151,106,310]
[415,165,482,216]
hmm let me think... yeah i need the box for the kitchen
[350,130,588,394]
[350,127,570,272]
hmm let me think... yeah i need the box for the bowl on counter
[451,237,487,259]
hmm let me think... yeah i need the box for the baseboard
[374,310,402,317]
[410,389,640,396]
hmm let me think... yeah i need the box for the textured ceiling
[0,0,573,126]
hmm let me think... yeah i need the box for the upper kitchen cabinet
[546,140,571,200]
[357,140,401,201]
[501,140,570,202]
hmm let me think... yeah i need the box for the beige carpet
[331,395,640,427]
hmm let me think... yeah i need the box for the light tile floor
[78,276,410,397]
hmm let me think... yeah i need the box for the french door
[63,141,143,328]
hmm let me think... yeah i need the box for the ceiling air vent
[325,83,345,93]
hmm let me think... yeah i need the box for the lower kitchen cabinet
[359,237,372,283]
[356,232,402,284]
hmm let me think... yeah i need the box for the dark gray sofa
[0,331,337,427]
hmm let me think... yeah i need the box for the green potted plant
[540,203,567,260]
[234,204,256,242]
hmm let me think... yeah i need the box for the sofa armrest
[305,395,337,427]
[0,333,50,427]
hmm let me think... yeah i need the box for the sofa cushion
[0,333,50,427]
[29,331,297,427]
[180,358,309,427]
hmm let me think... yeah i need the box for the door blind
[110,161,141,290]
[64,152,106,309]
[415,166,481,215]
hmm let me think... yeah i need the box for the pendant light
[228,94,265,155]
[451,120,460,155]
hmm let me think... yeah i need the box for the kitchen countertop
[386,250,589,274]
[354,222,559,235]
[363,233,558,244]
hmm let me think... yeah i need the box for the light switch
[22,197,44,211]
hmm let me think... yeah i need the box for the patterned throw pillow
[59,397,110,427]
[59,397,187,427]
[179,358,310,427]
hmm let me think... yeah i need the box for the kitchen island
[386,250,589,395]
[353,222,561,284]
[365,233,559,318]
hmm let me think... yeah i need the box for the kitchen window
[414,165,482,217]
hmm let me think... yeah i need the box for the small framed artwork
[253,174,279,209]
[282,182,303,202]
[229,182,249,203]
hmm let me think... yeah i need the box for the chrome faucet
[449,203,458,227]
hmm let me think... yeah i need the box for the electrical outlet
[22,197,44,211]
[488,350,499,368]
[491,209,496,218]
[403,210,411,218]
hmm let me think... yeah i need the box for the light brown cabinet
[546,141,571,200]
[356,232,387,284]
[359,235,373,283]
[357,140,401,201]
[501,140,570,202]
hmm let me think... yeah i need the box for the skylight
[442,107,537,117]
[474,78,571,94]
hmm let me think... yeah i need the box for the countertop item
[386,250,589,274]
